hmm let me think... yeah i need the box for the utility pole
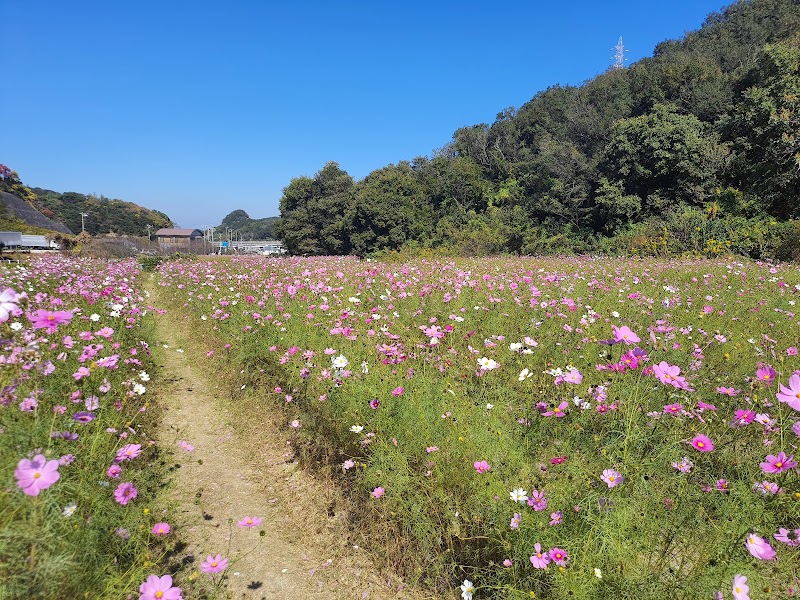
[612,36,627,70]
[146,224,152,249]
[80,212,89,233]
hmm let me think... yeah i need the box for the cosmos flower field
[0,257,167,598]
[153,255,800,599]
[3,254,800,599]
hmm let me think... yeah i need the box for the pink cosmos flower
[774,528,800,547]
[691,434,714,452]
[759,451,797,474]
[529,543,550,569]
[509,513,522,529]
[473,461,491,473]
[15,454,60,496]
[542,401,568,417]
[527,490,548,511]
[549,511,563,526]
[392,387,404,397]
[115,443,142,463]
[601,469,623,488]
[612,325,640,345]
[114,482,138,505]
[776,373,800,411]
[371,486,385,498]
[0,287,21,322]
[732,574,749,600]
[745,533,776,560]
[756,365,777,386]
[107,464,122,478]
[716,386,740,397]
[151,522,171,535]
[548,547,568,566]
[237,516,263,528]
[27,309,73,332]
[201,554,228,574]
[138,574,183,600]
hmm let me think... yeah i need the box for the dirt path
[149,279,427,600]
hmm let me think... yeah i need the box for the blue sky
[3,0,727,229]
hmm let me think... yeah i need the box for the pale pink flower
[776,373,800,411]
[529,543,550,569]
[15,454,60,496]
[745,533,776,560]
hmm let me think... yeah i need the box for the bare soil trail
[148,279,429,600]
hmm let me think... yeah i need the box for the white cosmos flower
[349,425,363,433]
[477,357,498,370]
[332,355,349,369]
[509,342,523,352]
[133,383,146,395]
[89,313,101,322]
[63,503,77,517]
[509,488,528,503]
[139,371,150,382]
[518,368,531,381]
[9,322,22,331]
[460,580,475,600]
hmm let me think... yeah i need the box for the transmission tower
[612,36,627,69]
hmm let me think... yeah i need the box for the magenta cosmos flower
[760,451,797,474]
[548,547,568,566]
[756,365,777,386]
[27,308,73,332]
[15,454,60,496]
[201,554,228,574]
[601,469,623,488]
[745,533,776,560]
[114,482,138,505]
[776,373,800,411]
[473,460,491,473]
[237,516,263,528]
[371,486,385,498]
[691,434,714,452]
[138,574,183,600]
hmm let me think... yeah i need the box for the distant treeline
[275,0,800,259]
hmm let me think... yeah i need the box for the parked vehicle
[0,231,22,249]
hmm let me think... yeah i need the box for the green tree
[274,162,354,255]
[599,103,725,214]
[728,39,800,218]
[349,162,434,255]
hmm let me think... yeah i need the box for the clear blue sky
[3,0,727,229]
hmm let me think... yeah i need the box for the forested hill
[276,0,800,259]
[215,209,280,240]
[0,165,173,237]
[31,188,172,237]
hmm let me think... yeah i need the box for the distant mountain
[214,209,280,240]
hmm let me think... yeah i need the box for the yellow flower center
[47,315,55,321]
[211,561,217,567]
[156,593,164,599]
[776,462,783,468]
[697,442,704,448]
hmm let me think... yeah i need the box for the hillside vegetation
[274,0,800,259]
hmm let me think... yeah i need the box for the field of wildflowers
[0,257,176,598]
[155,255,800,599]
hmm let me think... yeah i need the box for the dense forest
[275,0,800,259]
